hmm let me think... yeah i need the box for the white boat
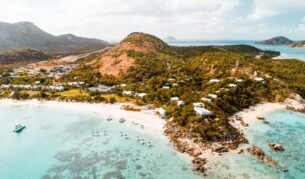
[13,124,26,133]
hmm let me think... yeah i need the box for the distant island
[163,36,177,41]
[256,36,305,49]
[256,36,294,45]
[289,41,305,48]
[0,21,112,55]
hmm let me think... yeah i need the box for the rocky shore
[247,146,288,172]
[163,97,304,175]
[164,122,248,174]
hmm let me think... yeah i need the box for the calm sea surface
[167,40,305,61]
[0,103,201,179]
[206,110,305,178]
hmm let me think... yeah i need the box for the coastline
[230,98,305,131]
[0,99,165,134]
[1,97,304,175]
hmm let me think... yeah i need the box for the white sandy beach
[231,98,305,131]
[0,99,165,134]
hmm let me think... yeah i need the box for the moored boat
[13,124,26,133]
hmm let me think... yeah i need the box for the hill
[256,36,294,45]
[289,41,305,48]
[0,48,51,64]
[0,22,112,55]
[91,32,279,77]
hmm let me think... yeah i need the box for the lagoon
[205,110,305,178]
[0,102,200,179]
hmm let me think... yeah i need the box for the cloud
[249,0,305,20]
[0,0,242,40]
[0,0,303,40]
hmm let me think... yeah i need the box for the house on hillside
[156,108,166,118]
[254,77,265,83]
[170,97,179,101]
[177,100,185,106]
[209,79,220,84]
[228,84,237,88]
[193,102,205,107]
[162,86,170,89]
[236,79,243,83]
[122,91,134,96]
[136,93,147,98]
[194,107,212,117]
[208,94,217,99]
[88,85,112,93]
[201,97,212,103]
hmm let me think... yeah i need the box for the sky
[0,0,304,41]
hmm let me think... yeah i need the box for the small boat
[107,117,113,121]
[256,116,265,120]
[13,124,26,133]
[119,118,126,123]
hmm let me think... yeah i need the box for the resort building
[236,79,243,83]
[208,94,217,99]
[194,107,212,117]
[228,84,237,88]
[193,102,205,107]
[156,108,166,118]
[136,93,148,98]
[170,97,179,101]
[254,77,265,82]
[172,83,178,87]
[88,85,112,93]
[122,91,134,96]
[162,86,170,89]
[201,97,212,103]
[208,79,220,84]
[177,100,185,106]
[168,78,175,82]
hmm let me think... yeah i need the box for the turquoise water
[0,103,201,179]
[167,40,305,61]
[205,110,305,178]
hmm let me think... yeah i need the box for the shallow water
[205,110,305,178]
[0,103,200,179]
[167,40,305,61]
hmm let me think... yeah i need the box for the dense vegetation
[0,32,304,144]
[0,48,51,64]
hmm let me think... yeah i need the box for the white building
[208,79,220,84]
[122,91,134,96]
[170,97,179,101]
[236,79,243,83]
[193,102,205,107]
[194,107,212,116]
[156,108,166,118]
[168,78,175,82]
[254,77,265,82]
[177,100,185,106]
[136,93,147,98]
[162,86,170,89]
[208,94,218,99]
[172,83,178,87]
[201,97,212,103]
[228,84,237,88]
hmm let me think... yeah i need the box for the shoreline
[1,97,304,175]
[0,99,165,135]
[230,98,305,131]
